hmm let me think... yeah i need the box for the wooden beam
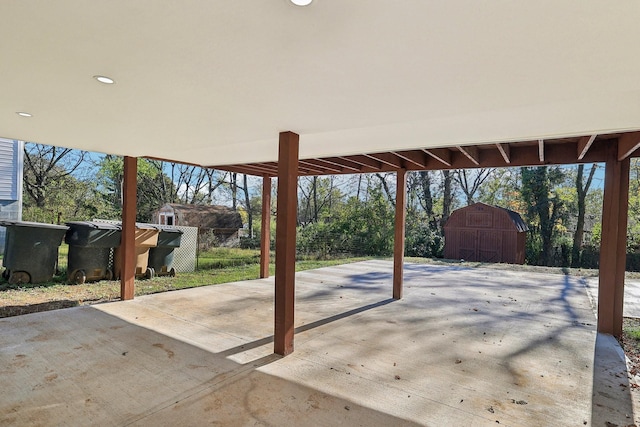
[598,141,630,337]
[495,143,511,164]
[618,131,640,161]
[538,139,545,163]
[393,169,407,300]
[457,145,480,166]
[224,164,277,176]
[307,159,359,173]
[297,160,326,174]
[423,148,452,167]
[121,156,137,301]
[321,157,361,172]
[274,131,299,356]
[365,153,402,168]
[577,134,597,160]
[244,163,279,175]
[346,155,383,169]
[260,176,271,279]
[393,151,428,168]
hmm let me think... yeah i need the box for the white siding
[0,138,23,201]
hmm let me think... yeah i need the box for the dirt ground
[620,318,640,385]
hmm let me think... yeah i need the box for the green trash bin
[65,221,122,284]
[0,220,68,284]
[148,227,183,277]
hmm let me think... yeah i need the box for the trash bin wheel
[9,271,30,285]
[70,269,86,285]
[169,268,176,277]
[104,269,113,281]
[145,267,155,280]
[1,269,9,280]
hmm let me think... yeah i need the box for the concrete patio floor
[1,260,638,426]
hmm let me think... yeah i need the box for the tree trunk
[231,173,237,210]
[571,164,597,267]
[312,176,318,222]
[441,170,453,228]
[242,174,253,237]
[419,171,434,218]
[376,173,395,207]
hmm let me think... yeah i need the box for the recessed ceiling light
[16,112,32,117]
[93,75,115,84]
[290,0,312,6]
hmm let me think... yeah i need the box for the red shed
[443,202,528,264]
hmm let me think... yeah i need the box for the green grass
[624,319,640,342]
[197,247,261,269]
[621,318,640,360]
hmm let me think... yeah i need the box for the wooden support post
[260,176,271,278]
[614,157,630,335]
[274,132,299,356]
[121,156,137,301]
[598,141,630,336]
[393,168,407,300]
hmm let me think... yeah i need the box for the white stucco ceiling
[1,1,639,166]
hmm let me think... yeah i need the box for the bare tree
[375,173,396,207]
[453,168,494,206]
[23,144,87,208]
[572,164,597,267]
[441,170,454,227]
[241,174,253,237]
[409,171,434,217]
[298,176,339,225]
[169,163,226,204]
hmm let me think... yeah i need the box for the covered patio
[2,2,640,424]
[1,261,637,426]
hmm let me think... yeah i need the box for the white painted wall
[0,138,23,254]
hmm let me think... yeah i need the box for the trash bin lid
[154,226,183,235]
[66,221,121,230]
[136,223,158,230]
[0,220,68,230]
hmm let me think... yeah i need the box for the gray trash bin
[0,220,68,284]
[65,221,122,284]
[148,227,183,277]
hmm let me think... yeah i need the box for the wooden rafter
[423,148,452,166]
[206,132,640,178]
[366,153,402,168]
[313,157,358,172]
[538,139,545,163]
[495,143,511,164]
[348,155,383,169]
[618,131,640,161]
[244,163,278,175]
[298,160,329,174]
[327,157,363,172]
[577,134,597,160]
[393,151,428,168]
[299,159,339,174]
[457,145,480,166]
